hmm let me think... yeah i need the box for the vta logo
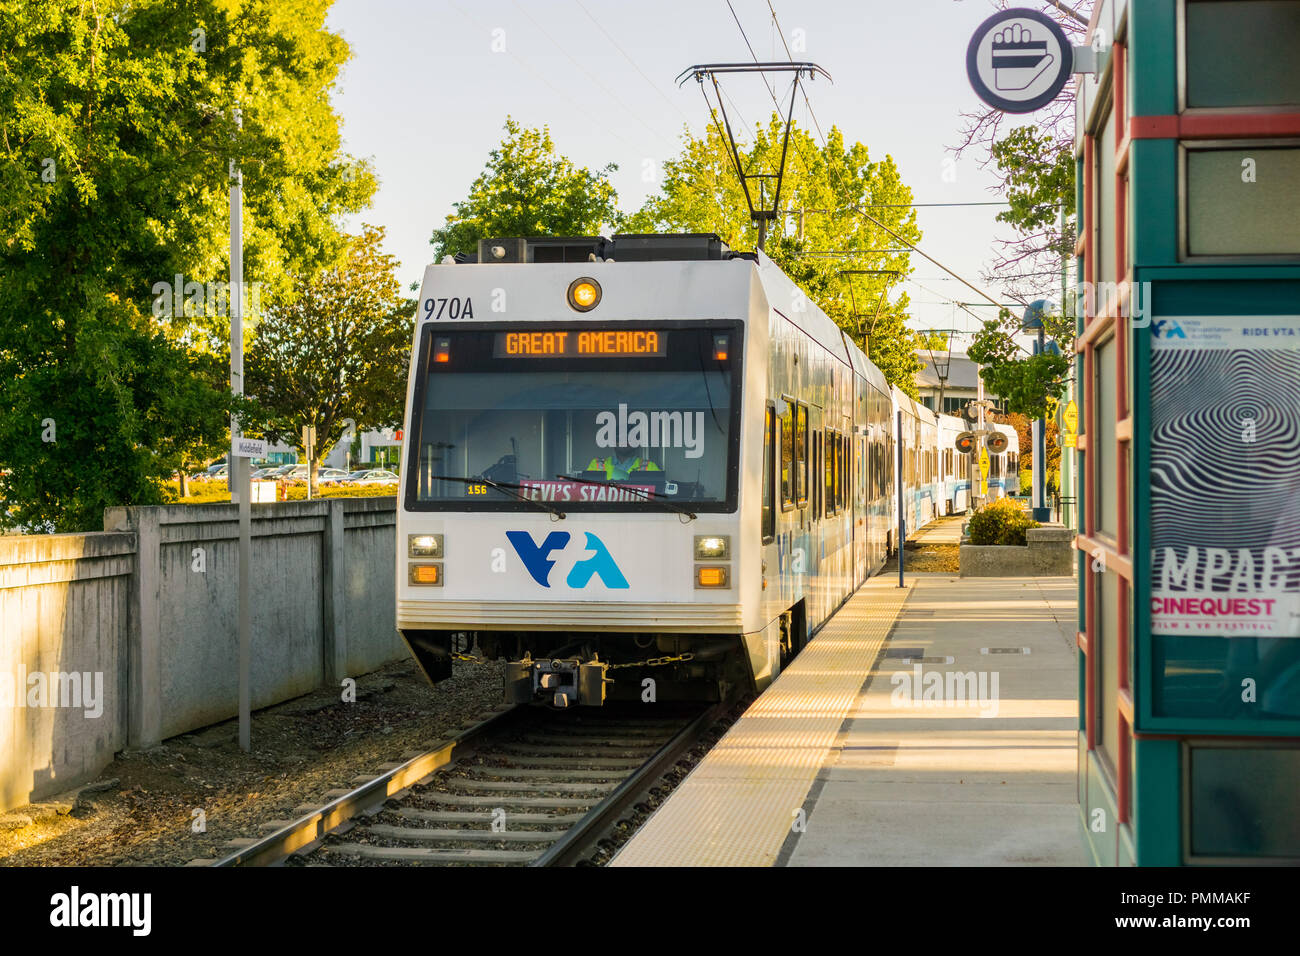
[505,531,629,589]
[1151,319,1186,339]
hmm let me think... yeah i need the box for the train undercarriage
[401,629,753,708]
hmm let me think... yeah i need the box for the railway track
[213,698,733,868]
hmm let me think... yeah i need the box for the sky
[323,0,1056,345]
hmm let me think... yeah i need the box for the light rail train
[395,234,1017,707]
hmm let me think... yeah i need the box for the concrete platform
[610,572,1083,867]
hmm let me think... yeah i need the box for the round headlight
[567,277,601,312]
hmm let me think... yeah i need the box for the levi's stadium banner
[518,480,655,503]
[1150,316,1300,637]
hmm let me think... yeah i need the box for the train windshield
[405,324,741,512]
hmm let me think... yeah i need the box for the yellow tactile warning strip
[610,576,911,867]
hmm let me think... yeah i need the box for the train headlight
[693,535,730,560]
[567,277,601,312]
[409,533,443,557]
[695,565,730,589]
[409,562,443,586]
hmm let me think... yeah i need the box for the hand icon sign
[990,23,1055,91]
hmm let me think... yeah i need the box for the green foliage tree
[967,308,1073,420]
[247,225,412,496]
[0,0,374,531]
[630,117,923,395]
[431,118,621,259]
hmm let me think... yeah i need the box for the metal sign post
[229,107,251,754]
[302,425,316,501]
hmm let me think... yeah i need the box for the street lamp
[922,328,959,414]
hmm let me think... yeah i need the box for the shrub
[967,497,1041,546]
[159,480,398,504]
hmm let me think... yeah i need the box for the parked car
[345,469,400,485]
[317,468,352,485]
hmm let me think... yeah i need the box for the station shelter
[1074,0,1300,865]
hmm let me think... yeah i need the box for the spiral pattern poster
[1150,316,1300,637]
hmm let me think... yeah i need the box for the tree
[431,118,622,259]
[247,225,412,496]
[631,117,924,396]
[0,0,374,530]
[968,307,1073,420]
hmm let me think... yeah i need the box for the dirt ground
[883,542,961,574]
[0,657,504,867]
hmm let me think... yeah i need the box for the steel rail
[212,704,525,867]
[531,696,735,867]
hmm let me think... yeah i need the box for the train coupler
[504,657,609,708]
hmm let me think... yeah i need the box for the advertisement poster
[1149,316,1300,637]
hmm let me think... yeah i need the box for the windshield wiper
[431,474,565,520]
[554,474,696,521]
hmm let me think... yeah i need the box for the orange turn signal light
[695,565,729,589]
[409,562,443,586]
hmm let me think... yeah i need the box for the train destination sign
[519,479,655,502]
[966,8,1073,114]
[494,330,668,358]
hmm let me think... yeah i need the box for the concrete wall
[0,533,134,812]
[959,527,1077,577]
[0,498,404,812]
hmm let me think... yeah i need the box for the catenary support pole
[896,409,905,588]
[230,108,251,754]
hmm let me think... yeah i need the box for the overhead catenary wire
[511,0,680,150]
[762,0,1027,314]
[573,0,695,125]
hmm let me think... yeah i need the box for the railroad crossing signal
[955,431,977,455]
[985,432,1009,454]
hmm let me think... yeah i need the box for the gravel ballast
[0,657,504,867]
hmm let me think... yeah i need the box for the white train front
[395,234,1016,707]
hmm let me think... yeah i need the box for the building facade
[1075,0,1300,865]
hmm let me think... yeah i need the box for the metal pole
[896,409,905,587]
[1060,203,1074,529]
[1034,325,1049,522]
[230,107,251,753]
[976,370,986,509]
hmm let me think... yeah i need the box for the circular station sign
[966,8,1073,114]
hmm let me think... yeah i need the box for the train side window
[813,430,822,519]
[780,403,794,510]
[837,434,844,513]
[763,406,775,540]
[823,430,833,516]
[795,404,808,507]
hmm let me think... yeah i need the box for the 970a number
[423,297,474,320]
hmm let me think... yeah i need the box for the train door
[855,428,866,585]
